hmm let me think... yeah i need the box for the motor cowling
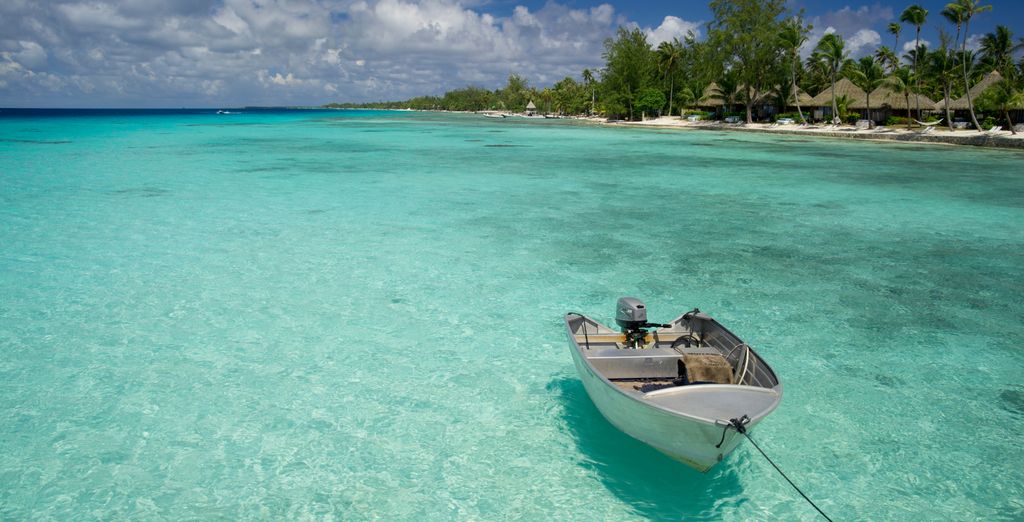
[615,297,648,331]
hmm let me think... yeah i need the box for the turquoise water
[1,109,1022,520]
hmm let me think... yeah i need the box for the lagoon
[1,109,1022,519]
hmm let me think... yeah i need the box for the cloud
[644,16,701,47]
[803,4,894,58]
[811,4,893,36]
[12,41,48,68]
[902,39,931,53]
[964,34,983,51]
[1,0,648,106]
[848,29,881,56]
[804,25,882,59]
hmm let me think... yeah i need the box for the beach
[601,116,1024,149]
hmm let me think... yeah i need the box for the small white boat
[483,113,506,119]
[564,298,782,472]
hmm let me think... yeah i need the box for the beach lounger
[986,126,1003,133]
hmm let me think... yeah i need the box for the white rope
[733,343,752,385]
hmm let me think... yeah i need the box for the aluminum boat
[564,298,783,472]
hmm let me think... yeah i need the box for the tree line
[326,0,1024,133]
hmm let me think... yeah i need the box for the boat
[483,112,506,119]
[564,298,782,472]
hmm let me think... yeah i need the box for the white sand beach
[601,116,1024,149]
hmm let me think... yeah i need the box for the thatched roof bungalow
[867,87,936,111]
[809,78,868,108]
[699,82,726,108]
[937,70,1002,111]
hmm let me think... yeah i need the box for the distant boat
[483,113,506,119]
[564,298,782,472]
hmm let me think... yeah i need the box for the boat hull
[568,341,751,471]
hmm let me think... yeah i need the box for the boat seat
[586,347,682,379]
[682,353,733,384]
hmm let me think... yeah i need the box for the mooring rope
[719,416,833,522]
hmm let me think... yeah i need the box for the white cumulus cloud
[644,16,701,47]
[848,29,882,56]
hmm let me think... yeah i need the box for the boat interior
[566,311,779,395]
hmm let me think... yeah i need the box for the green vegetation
[326,0,1024,131]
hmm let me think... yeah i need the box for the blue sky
[1,1,1021,108]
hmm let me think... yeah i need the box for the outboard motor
[616,297,668,349]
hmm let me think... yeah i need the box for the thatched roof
[867,86,937,110]
[793,90,815,106]
[700,83,725,107]
[938,70,1002,110]
[700,82,778,107]
[808,78,868,108]
[525,100,536,110]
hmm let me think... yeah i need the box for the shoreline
[594,116,1024,150]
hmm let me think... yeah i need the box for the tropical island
[325,0,1024,146]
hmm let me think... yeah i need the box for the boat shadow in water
[547,376,746,520]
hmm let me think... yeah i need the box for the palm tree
[942,4,965,49]
[875,45,900,73]
[886,66,917,129]
[582,69,596,115]
[779,18,811,124]
[676,83,699,111]
[976,76,1024,134]
[888,22,902,52]
[900,5,928,119]
[929,32,960,130]
[657,39,684,117]
[848,55,886,126]
[956,0,993,132]
[813,33,849,124]
[980,25,1017,74]
[711,73,742,116]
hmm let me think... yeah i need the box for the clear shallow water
[1,109,1023,520]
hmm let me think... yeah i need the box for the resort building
[936,70,1022,127]
[699,82,777,120]
[865,86,936,124]
[808,78,867,122]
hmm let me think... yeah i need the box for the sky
[1,0,1022,108]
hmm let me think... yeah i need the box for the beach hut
[936,71,1007,126]
[698,82,727,115]
[868,86,936,124]
[525,100,537,116]
[808,78,868,122]
[699,82,776,120]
